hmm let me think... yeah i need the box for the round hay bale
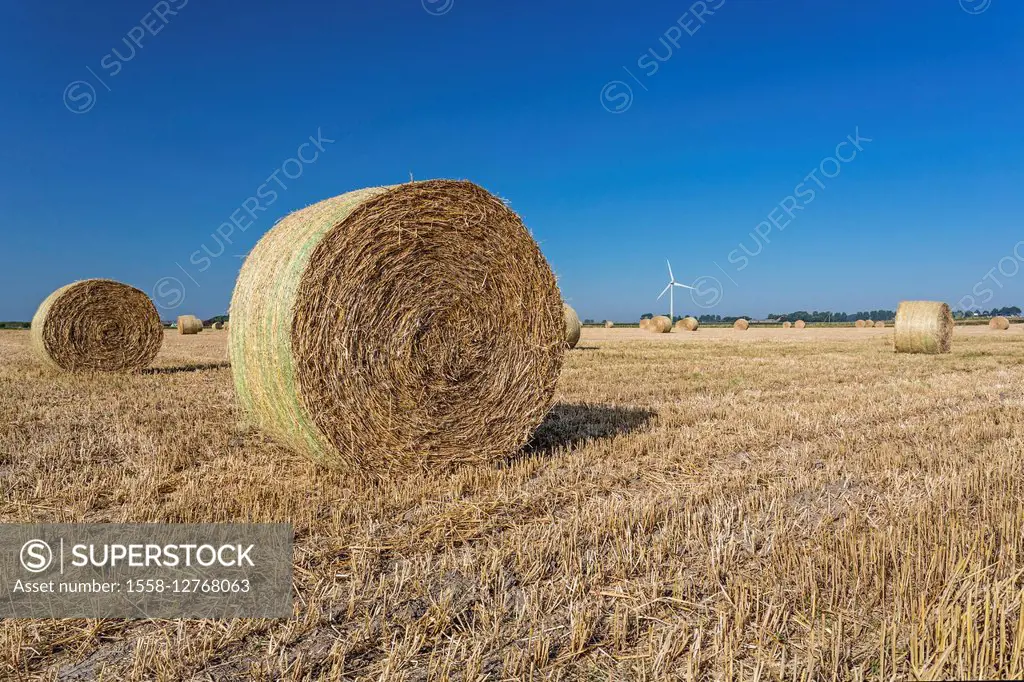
[734,319,749,331]
[874,320,886,328]
[228,180,564,474]
[679,316,699,331]
[855,319,866,328]
[211,321,224,330]
[864,319,874,328]
[563,304,581,349]
[782,321,792,329]
[990,316,1010,331]
[30,279,162,372]
[177,315,203,335]
[649,315,672,333]
[604,320,614,328]
[894,301,953,354]
[639,318,651,330]
[795,320,806,329]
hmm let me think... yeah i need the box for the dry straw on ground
[894,301,953,354]
[795,320,806,329]
[990,316,1010,331]
[734,319,749,331]
[177,316,203,335]
[229,180,564,475]
[30,279,162,372]
[677,316,699,331]
[563,304,581,349]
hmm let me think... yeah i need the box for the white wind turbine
[657,260,694,321]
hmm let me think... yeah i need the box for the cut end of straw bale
[640,319,651,330]
[874,320,886,328]
[563,304,581,349]
[30,279,162,372]
[795,320,806,329]
[604,320,614,328]
[990,316,1010,331]
[676,316,699,331]
[894,301,953,354]
[782,321,792,329]
[229,180,564,475]
[734,319,750,331]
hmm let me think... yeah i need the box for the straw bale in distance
[229,180,565,475]
[649,316,672,333]
[677,316,699,331]
[894,301,953,354]
[734,319,749,331]
[874,320,886,328]
[30,279,162,372]
[177,316,203,335]
[795,320,806,329]
[211,321,224,330]
[990,316,1010,330]
[563,304,581,349]
[604,320,614,328]
[782,321,792,329]
[640,319,651,330]
[855,320,866,328]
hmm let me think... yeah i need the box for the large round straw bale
[648,315,672,333]
[990,316,1010,331]
[211,321,224,330]
[874,320,886,328]
[894,301,953,354]
[734,319,749,331]
[30,279,162,372]
[678,316,699,331]
[604,320,614,328]
[855,319,866,328]
[782,321,792,329]
[795,320,806,329]
[640,318,651,330]
[864,319,874,328]
[563,304,581,349]
[229,180,564,474]
[177,315,203,335]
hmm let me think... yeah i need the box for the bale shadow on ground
[521,402,656,456]
[143,362,231,375]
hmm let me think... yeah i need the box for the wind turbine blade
[673,282,695,290]
[657,283,672,300]
[666,260,674,282]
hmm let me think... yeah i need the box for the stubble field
[2,325,1024,680]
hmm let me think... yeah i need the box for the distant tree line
[765,310,896,323]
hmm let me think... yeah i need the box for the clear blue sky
[1,0,1021,321]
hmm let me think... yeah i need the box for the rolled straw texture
[894,301,953,354]
[30,279,162,372]
[229,180,564,474]
[177,316,203,335]
[563,304,581,349]
[649,316,672,333]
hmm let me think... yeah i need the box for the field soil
[2,326,1024,680]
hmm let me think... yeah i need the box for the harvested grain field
[3,326,1024,680]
